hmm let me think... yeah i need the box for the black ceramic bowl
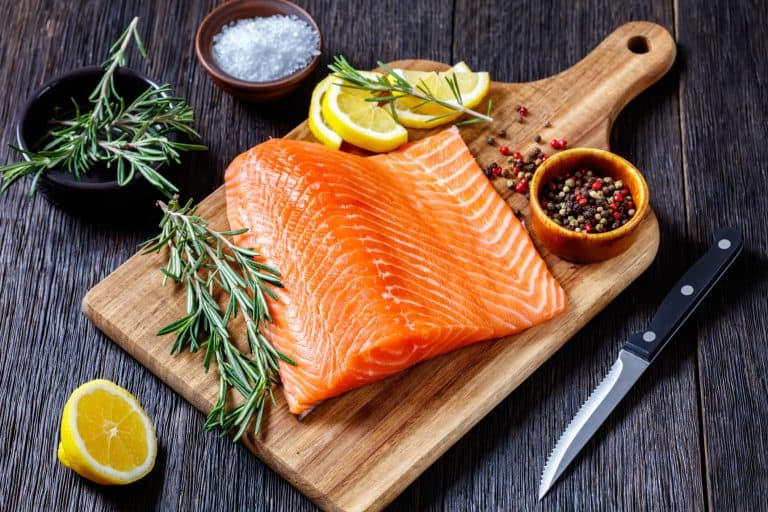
[17,66,179,217]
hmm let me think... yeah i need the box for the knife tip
[538,481,550,501]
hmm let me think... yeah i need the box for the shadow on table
[235,93,309,128]
[94,443,167,511]
[43,145,224,237]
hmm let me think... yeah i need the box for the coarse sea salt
[212,15,320,82]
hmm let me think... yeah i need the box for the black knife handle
[624,227,742,361]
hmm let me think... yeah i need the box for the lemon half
[58,379,157,485]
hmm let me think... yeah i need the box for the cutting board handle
[551,21,676,142]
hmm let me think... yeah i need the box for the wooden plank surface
[0,1,765,511]
[81,23,672,511]
[676,0,768,510]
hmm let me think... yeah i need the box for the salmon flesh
[225,127,567,415]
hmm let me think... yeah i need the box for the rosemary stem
[400,86,493,123]
[340,80,492,122]
[328,56,494,124]
[147,197,290,439]
[91,16,139,122]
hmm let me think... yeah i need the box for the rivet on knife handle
[539,227,742,500]
[624,227,742,361]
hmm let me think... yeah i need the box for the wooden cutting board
[83,21,675,512]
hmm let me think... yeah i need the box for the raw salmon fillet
[225,127,566,415]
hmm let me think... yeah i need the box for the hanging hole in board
[627,36,650,54]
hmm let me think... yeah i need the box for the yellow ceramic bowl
[529,148,650,263]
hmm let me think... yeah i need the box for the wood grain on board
[81,22,674,511]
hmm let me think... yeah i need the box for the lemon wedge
[58,379,157,485]
[321,73,408,153]
[391,63,490,128]
[308,75,343,149]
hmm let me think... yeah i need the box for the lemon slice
[57,379,157,485]
[308,75,343,149]
[390,63,490,128]
[450,61,472,73]
[321,75,408,153]
[389,61,469,123]
[394,70,489,114]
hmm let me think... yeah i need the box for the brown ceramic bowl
[529,148,650,263]
[195,0,322,101]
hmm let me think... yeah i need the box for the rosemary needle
[0,17,205,198]
[142,197,295,440]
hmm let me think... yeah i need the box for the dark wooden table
[2,1,766,510]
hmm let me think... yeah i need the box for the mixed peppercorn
[484,96,646,240]
[538,168,636,233]
[550,138,568,150]
[483,105,567,198]
[483,144,550,195]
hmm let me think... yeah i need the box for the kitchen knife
[539,226,742,500]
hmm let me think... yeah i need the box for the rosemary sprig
[327,55,493,125]
[141,197,295,441]
[90,17,147,124]
[0,17,205,198]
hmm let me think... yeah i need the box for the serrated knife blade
[539,350,647,499]
[538,227,743,500]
